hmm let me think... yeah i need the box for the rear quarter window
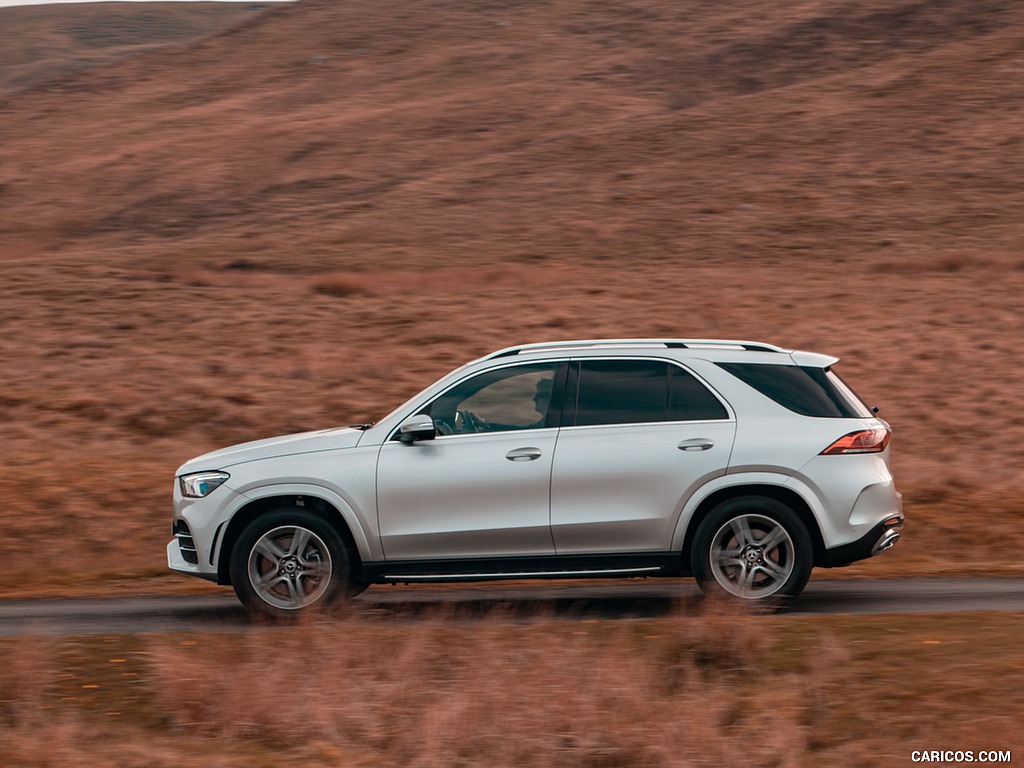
[716,363,871,418]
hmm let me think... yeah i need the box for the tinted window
[669,365,729,421]
[574,360,727,426]
[427,363,558,434]
[716,363,870,418]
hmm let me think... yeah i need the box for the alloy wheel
[247,525,333,610]
[708,513,795,599]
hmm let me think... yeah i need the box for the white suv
[169,339,903,616]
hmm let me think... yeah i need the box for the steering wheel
[454,409,486,433]
[433,409,488,435]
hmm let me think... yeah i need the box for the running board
[359,553,686,584]
[383,566,663,582]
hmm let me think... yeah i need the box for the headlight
[178,471,230,498]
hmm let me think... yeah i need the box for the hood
[176,426,364,475]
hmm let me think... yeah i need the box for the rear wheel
[230,507,360,618]
[692,496,812,604]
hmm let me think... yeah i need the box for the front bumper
[167,540,220,582]
[170,476,245,583]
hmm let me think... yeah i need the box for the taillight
[820,428,890,455]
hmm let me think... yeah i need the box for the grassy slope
[1,0,1024,594]
[0,2,271,94]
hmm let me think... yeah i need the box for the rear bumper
[817,514,904,568]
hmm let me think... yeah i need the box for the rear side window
[716,363,872,418]
[573,360,728,426]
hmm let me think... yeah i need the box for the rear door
[549,358,736,554]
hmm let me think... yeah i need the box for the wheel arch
[216,490,368,586]
[678,482,826,572]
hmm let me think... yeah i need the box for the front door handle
[506,447,542,461]
[678,438,714,452]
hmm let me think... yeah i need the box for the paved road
[0,579,1021,636]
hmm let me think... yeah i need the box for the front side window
[426,363,559,435]
[573,360,728,426]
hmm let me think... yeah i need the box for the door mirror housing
[397,413,437,443]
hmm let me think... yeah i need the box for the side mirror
[396,413,436,443]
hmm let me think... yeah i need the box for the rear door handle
[678,438,714,452]
[506,447,542,461]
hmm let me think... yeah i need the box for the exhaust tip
[871,528,901,556]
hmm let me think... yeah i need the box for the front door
[376,362,561,560]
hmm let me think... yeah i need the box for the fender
[219,481,381,565]
[669,471,833,552]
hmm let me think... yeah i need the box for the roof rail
[483,339,789,361]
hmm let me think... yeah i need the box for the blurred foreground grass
[2,607,1022,767]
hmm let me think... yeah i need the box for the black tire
[691,496,812,605]
[229,507,360,619]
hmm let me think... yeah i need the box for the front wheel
[691,496,812,604]
[229,507,360,618]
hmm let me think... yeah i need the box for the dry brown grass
[311,272,377,298]
[2,0,1024,595]
[2,608,1022,767]
[0,603,829,768]
[3,5,1021,762]
[146,608,819,767]
[0,3,265,96]
[0,636,54,729]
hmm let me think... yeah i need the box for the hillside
[1,0,1023,592]
[0,2,272,94]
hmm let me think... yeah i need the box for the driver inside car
[432,371,555,435]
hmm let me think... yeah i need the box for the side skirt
[358,552,687,584]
